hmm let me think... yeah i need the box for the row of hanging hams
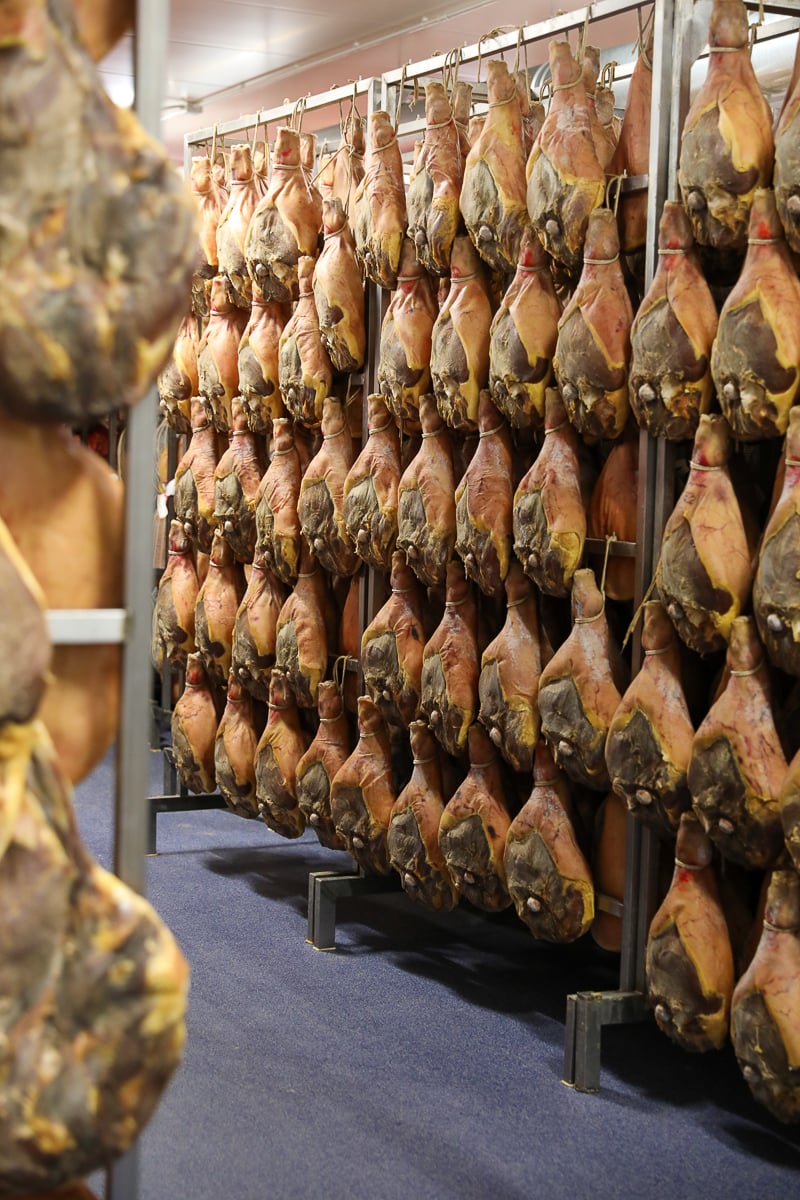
[0,0,198,1191]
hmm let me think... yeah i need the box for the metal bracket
[562,990,649,1093]
[148,793,227,854]
[306,870,400,950]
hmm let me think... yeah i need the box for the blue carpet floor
[74,749,800,1200]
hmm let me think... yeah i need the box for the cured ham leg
[526,38,605,277]
[688,616,787,870]
[512,387,587,598]
[678,0,774,252]
[629,200,718,441]
[430,235,492,433]
[231,548,286,704]
[609,28,653,283]
[656,415,752,656]
[420,561,480,759]
[455,392,513,598]
[605,601,694,838]
[438,724,512,913]
[646,812,735,1052]
[213,397,266,563]
[479,563,541,775]
[504,740,594,942]
[254,669,309,838]
[274,546,331,709]
[277,255,333,429]
[538,568,626,791]
[254,417,303,586]
[387,722,457,911]
[237,285,290,436]
[353,110,408,290]
[174,398,227,555]
[754,409,800,677]
[152,519,199,671]
[244,126,322,303]
[0,0,196,423]
[377,238,438,432]
[731,866,800,1122]
[216,144,263,310]
[459,59,529,275]
[298,395,359,578]
[489,226,561,433]
[343,394,401,572]
[587,427,638,602]
[712,188,800,441]
[396,394,457,589]
[158,314,199,436]
[171,653,220,795]
[313,196,366,373]
[214,672,262,819]
[193,529,246,689]
[361,550,426,734]
[554,207,633,442]
[295,681,348,850]
[197,276,248,436]
[407,82,464,276]
[330,697,395,875]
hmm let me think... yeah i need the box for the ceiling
[97,0,646,161]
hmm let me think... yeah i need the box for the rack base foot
[562,990,648,1093]
[306,870,400,950]
[148,794,227,854]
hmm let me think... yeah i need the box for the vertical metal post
[108,4,170,1197]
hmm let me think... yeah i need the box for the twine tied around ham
[730,664,763,678]
[674,858,703,872]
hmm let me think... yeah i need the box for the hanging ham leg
[278,255,333,429]
[526,37,606,277]
[754,408,800,677]
[197,276,249,436]
[237,284,290,436]
[313,196,366,373]
[688,616,787,870]
[0,0,197,423]
[455,392,513,597]
[361,550,426,734]
[274,545,331,709]
[712,188,800,441]
[606,601,694,838]
[231,548,286,704]
[646,812,735,1052]
[295,681,348,850]
[254,668,309,838]
[396,394,457,589]
[731,865,800,1122]
[678,0,774,253]
[343,393,401,572]
[538,568,627,790]
[152,519,199,671]
[438,724,512,913]
[420,561,480,759]
[298,395,359,578]
[387,721,458,911]
[213,397,266,563]
[504,740,594,942]
[377,237,438,433]
[193,528,246,689]
[459,59,529,275]
[171,653,220,795]
[407,82,464,276]
[254,417,303,586]
[656,414,753,656]
[489,226,561,433]
[216,143,263,310]
[353,110,408,290]
[479,562,541,775]
[330,696,395,875]
[629,200,718,442]
[174,398,227,555]
[430,235,492,434]
[214,671,263,819]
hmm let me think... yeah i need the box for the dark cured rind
[688,735,783,869]
[455,488,506,598]
[332,784,392,875]
[420,653,473,759]
[298,479,358,578]
[557,306,627,441]
[538,674,610,790]
[715,298,795,441]
[231,570,283,704]
[397,487,453,589]
[254,749,305,838]
[606,706,691,837]
[680,109,760,251]
[732,990,800,1122]
[658,518,734,655]
[274,620,316,709]
[478,660,536,774]
[343,476,396,572]
[513,489,574,599]
[386,807,457,911]
[361,630,419,732]
[0,541,50,728]
[213,469,257,564]
[754,513,800,677]
[438,812,511,912]
[504,828,592,942]
[295,760,342,850]
[629,296,709,441]
[527,152,586,278]
[646,921,730,1053]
